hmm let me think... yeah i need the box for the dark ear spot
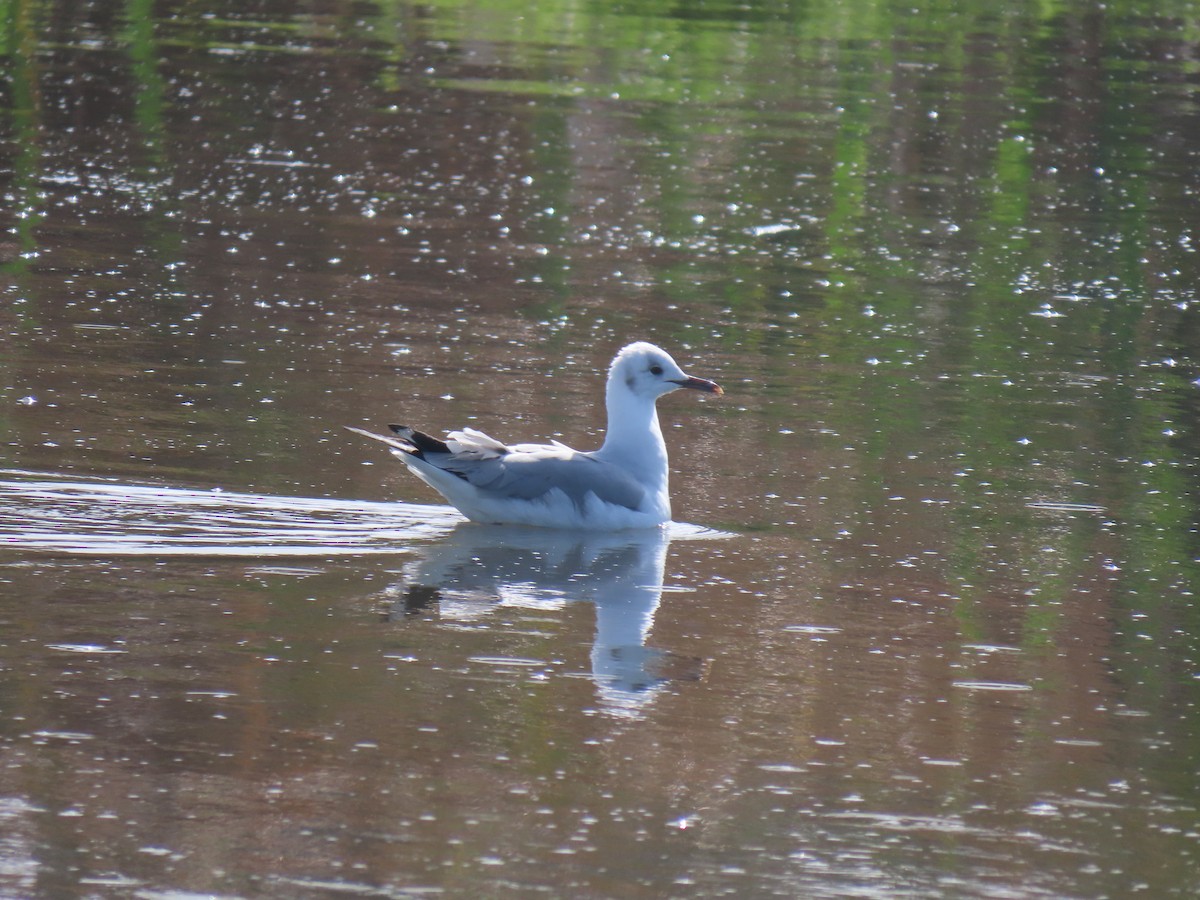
[625,374,636,389]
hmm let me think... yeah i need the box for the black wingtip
[389,424,451,456]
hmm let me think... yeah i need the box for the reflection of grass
[2,0,43,277]
[434,77,596,98]
[123,0,166,146]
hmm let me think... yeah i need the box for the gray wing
[442,448,647,512]
[347,425,647,512]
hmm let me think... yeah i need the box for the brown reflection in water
[0,511,1173,898]
[2,1,1200,898]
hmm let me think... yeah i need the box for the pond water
[3,0,1200,896]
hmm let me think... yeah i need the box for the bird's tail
[344,425,451,459]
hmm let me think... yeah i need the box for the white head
[607,341,723,402]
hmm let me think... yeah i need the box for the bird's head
[608,341,723,401]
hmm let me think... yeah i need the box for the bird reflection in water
[376,525,707,714]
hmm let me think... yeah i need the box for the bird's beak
[674,375,723,395]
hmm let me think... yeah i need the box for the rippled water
[0,470,458,554]
[3,1,1200,897]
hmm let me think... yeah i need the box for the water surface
[2,1,1200,897]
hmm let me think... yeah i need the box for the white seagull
[347,341,723,530]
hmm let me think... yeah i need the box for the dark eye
[649,364,664,376]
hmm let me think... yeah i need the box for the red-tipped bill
[675,375,723,395]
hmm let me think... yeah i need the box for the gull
[347,341,722,530]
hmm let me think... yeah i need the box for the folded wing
[346,424,647,512]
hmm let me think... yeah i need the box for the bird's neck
[598,385,668,476]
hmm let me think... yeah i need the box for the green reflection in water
[0,0,43,277]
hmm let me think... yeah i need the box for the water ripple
[0,470,461,557]
[0,471,733,557]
